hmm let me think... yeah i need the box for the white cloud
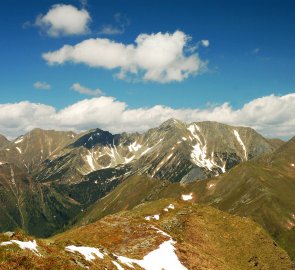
[0,102,56,138]
[33,81,51,90]
[71,83,104,96]
[98,13,130,35]
[42,31,207,83]
[98,25,124,35]
[0,94,295,139]
[35,4,91,37]
[201,40,210,47]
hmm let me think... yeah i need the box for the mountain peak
[159,118,185,128]
[69,128,117,149]
[0,134,9,145]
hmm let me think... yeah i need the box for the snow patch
[128,142,142,152]
[14,137,23,144]
[181,193,193,201]
[16,147,22,154]
[115,227,187,270]
[291,163,295,167]
[233,130,247,160]
[187,124,202,142]
[208,183,216,189]
[124,155,135,164]
[164,204,175,212]
[167,204,175,209]
[140,147,153,156]
[153,214,160,220]
[188,124,200,133]
[113,261,125,270]
[86,152,95,171]
[166,153,173,160]
[145,215,160,221]
[66,245,104,261]
[188,128,226,173]
[191,145,226,173]
[188,124,226,173]
[0,240,40,256]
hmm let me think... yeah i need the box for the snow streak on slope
[140,147,153,156]
[124,155,135,164]
[128,141,142,152]
[14,137,24,144]
[86,152,95,171]
[188,124,226,173]
[233,130,247,160]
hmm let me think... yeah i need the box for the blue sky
[0,0,295,138]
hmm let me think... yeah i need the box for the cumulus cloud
[42,31,207,83]
[35,4,91,37]
[33,81,51,90]
[0,102,56,138]
[71,83,104,96]
[0,93,295,139]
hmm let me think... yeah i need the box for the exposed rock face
[0,120,277,236]
[77,136,295,261]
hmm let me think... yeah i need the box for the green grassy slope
[195,137,295,259]
[76,137,295,260]
[53,199,293,270]
[1,200,293,269]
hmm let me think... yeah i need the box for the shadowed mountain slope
[0,120,283,238]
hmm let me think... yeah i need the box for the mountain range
[0,119,294,269]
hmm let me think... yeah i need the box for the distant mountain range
[0,119,294,268]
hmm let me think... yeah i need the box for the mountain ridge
[0,120,286,238]
[0,198,293,269]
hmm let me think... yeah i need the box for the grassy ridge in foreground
[1,199,293,269]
